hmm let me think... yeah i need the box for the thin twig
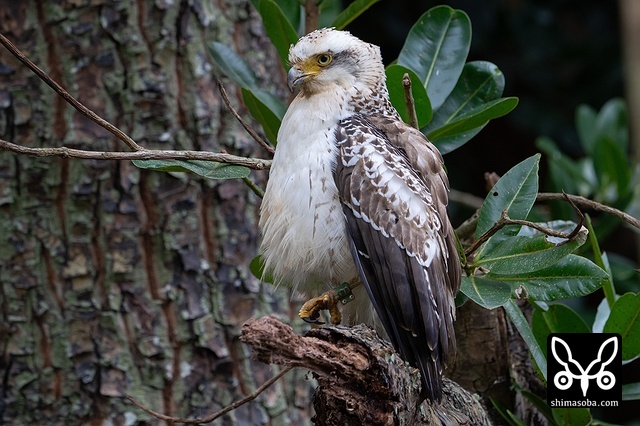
[216,78,274,155]
[242,176,265,198]
[127,366,293,424]
[0,138,272,170]
[0,32,143,152]
[537,192,640,230]
[402,73,419,129]
[464,193,585,257]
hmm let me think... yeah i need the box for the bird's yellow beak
[287,59,321,91]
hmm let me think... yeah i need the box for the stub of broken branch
[241,316,491,426]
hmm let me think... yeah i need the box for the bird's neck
[298,78,399,120]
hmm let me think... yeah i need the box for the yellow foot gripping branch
[298,281,355,325]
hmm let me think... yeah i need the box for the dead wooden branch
[241,315,492,426]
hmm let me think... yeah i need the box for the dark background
[349,0,623,210]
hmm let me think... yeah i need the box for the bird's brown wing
[333,114,460,400]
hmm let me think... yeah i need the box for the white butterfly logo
[551,336,617,397]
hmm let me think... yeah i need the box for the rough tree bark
[0,1,310,424]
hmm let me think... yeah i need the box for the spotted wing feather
[334,114,460,400]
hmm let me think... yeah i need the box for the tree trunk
[0,1,310,424]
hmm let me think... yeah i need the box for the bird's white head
[287,28,385,96]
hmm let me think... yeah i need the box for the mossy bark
[0,1,308,424]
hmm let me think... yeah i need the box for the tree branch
[402,73,419,129]
[216,78,275,155]
[537,192,640,229]
[0,32,143,152]
[0,138,272,170]
[464,193,585,258]
[305,0,320,33]
[240,316,492,425]
[126,366,293,424]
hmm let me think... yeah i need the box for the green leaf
[426,61,506,130]
[575,104,597,154]
[431,127,483,155]
[585,214,617,308]
[593,297,612,333]
[426,97,518,152]
[504,299,547,381]
[132,159,250,179]
[536,136,592,196]
[385,65,432,128]
[318,0,343,28]
[331,0,380,30]
[249,255,275,284]
[603,292,640,361]
[475,154,540,242]
[622,381,640,401]
[532,304,590,358]
[520,390,557,425]
[242,88,283,145]
[489,255,608,301]
[595,98,628,152]
[490,400,528,426]
[259,0,299,69]
[475,228,587,275]
[397,5,471,110]
[208,42,259,89]
[552,407,592,426]
[460,275,511,309]
[592,136,631,203]
[270,0,302,34]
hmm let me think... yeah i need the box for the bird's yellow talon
[299,291,342,325]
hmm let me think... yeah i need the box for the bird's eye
[317,53,332,66]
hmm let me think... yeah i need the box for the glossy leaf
[475,154,540,242]
[520,390,556,425]
[490,400,528,426]
[332,0,380,30]
[426,97,518,151]
[242,88,282,145]
[270,0,301,34]
[397,5,471,110]
[426,61,506,131]
[208,42,259,89]
[249,255,275,284]
[385,65,432,128]
[595,98,628,152]
[132,159,250,179]
[622,382,640,401]
[536,137,592,196]
[551,407,592,426]
[592,136,631,202]
[460,275,511,309]
[476,229,587,275]
[592,297,612,333]
[532,304,590,358]
[259,0,299,69]
[318,0,342,28]
[489,255,607,301]
[603,292,640,361]
[504,299,547,381]
[431,127,483,155]
[575,104,597,154]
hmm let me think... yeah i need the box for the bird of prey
[259,28,461,400]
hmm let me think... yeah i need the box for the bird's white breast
[259,91,358,295]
